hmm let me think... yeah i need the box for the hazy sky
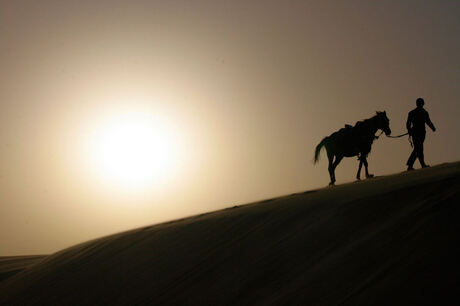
[1,0,459,255]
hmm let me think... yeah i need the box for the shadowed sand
[0,256,46,283]
[1,162,460,305]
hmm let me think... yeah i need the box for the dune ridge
[1,162,460,305]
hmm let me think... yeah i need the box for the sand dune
[0,256,46,283]
[1,162,459,305]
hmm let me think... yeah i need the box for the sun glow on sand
[88,111,180,190]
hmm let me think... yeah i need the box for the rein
[385,131,413,147]
[375,131,409,139]
[386,132,409,138]
[374,131,411,146]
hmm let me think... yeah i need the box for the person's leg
[416,133,427,167]
[407,145,417,170]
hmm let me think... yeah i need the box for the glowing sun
[89,112,178,188]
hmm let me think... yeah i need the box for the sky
[1,0,459,255]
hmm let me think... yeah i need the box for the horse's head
[376,111,391,135]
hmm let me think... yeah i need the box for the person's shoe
[407,166,415,171]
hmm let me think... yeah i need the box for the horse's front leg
[362,156,374,178]
[356,158,363,180]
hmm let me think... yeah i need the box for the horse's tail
[314,137,328,164]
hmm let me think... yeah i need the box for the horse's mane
[353,113,382,131]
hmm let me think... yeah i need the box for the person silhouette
[406,98,436,170]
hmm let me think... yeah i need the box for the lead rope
[385,132,413,148]
[386,132,409,138]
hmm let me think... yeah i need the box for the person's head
[416,98,425,108]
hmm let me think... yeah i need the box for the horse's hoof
[366,174,374,178]
[329,182,335,186]
[356,177,361,181]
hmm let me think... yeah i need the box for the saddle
[333,122,373,156]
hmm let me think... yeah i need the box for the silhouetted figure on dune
[314,111,391,185]
[406,98,436,170]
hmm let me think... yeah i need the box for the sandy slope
[0,256,45,283]
[1,162,459,305]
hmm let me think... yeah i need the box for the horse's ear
[383,111,386,115]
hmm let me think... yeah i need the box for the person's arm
[426,112,436,132]
[406,113,413,134]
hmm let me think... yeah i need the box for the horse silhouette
[314,111,391,185]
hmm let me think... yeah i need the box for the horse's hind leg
[362,156,374,178]
[330,155,343,185]
[327,150,335,185]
